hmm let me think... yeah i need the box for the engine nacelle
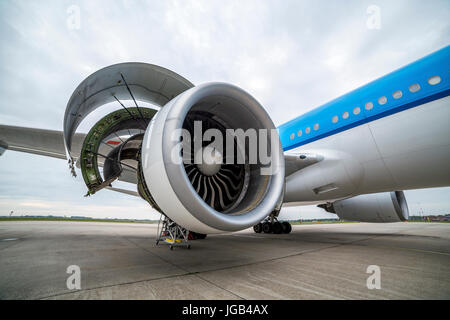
[63,63,284,234]
[142,83,285,234]
[320,191,409,222]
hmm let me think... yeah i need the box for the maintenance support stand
[156,215,191,250]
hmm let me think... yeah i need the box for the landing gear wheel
[253,223,263,233]
[262,222,272,233]
[272,222,283,234]
[282,222,292,234]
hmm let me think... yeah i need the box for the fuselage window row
[289,75,441,141]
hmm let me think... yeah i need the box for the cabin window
[409,83,420,93]
[332,115,338,123]
[428,76,441,85]
[353,107,361,115]
[290,133,294,140]
[365,102,373,110]
[378,96,387,105]
[297,130,302,137]
[342,111,349,119]
[305,127,311,134]
[314,123,319,130]
[393,90,402,99]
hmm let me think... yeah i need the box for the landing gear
[253,223,263,233]
[281,221,292,234]
[272,221,283,234]
[262,222,272,233]
[253,214,292,234]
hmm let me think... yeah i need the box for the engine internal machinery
[80,107,155,196]
[63,63,285,234]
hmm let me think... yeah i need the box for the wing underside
[0,124,138,189]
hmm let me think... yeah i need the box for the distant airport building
[427,215,450,222]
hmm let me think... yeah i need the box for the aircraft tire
[282,222,292,234]
[253,223,263,233]
[273,222,283,234]
[262,222,272,233]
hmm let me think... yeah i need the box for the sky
[0,0,449,220]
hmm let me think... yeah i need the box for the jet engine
[319,191,409,222]
[63,63,285,234]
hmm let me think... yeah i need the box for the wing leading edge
[0,124,139,185]
[0,125,85,160]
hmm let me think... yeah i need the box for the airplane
[0,45,449,247]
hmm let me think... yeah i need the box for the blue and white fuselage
[278,45,450,204]
[1,45,449,231]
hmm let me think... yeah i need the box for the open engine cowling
[320,191,409,222]
[141,83,285,234]
[63,63,285,234]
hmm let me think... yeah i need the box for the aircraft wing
[0,124,138,185]
[0,124,85,160]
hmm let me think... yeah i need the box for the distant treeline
[408,214,450,221]
[0,215,158,223]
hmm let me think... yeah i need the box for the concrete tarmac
[0,221,449,299]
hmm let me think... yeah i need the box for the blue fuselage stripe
[282,88,450,151]
[277,45,450,152]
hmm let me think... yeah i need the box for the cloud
[0,0,449,219]
[19,200,56,209]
